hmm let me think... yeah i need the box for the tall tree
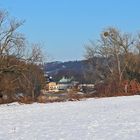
[85,27,135,84]
[0,10,45,100]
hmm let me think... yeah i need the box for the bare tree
[0,10,45,100]
[85,27,134,84]
[0,10,25,75]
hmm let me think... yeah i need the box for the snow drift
[0,96,140,140]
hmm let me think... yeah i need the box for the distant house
[78,84,95,92]
[78,84,95,88]
[57,77,73,91]
[45,82,59,92]
[44,73,53,83]
[45,77,79,92]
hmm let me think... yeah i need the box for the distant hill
[43,57,106,83]
[43,60,87,83]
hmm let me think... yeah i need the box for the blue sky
[0,0,140,61]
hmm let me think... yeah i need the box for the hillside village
[39,75,95,102]
[37,70,140,103]
[45,78,94,93]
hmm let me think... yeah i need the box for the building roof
[59,77,72,83]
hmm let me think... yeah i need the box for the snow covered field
[0,96,140,140]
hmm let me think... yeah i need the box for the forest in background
[0,10,45,103]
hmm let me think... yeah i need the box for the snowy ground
[0,96,140,140]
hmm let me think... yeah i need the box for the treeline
[84,27,140,96]
[0,10,45,103]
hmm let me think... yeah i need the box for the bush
[18,96,33,104]
[67,92,83,101]
[93,80,140,98]
[37,95,48,103]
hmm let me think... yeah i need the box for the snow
[0,96,140,140]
